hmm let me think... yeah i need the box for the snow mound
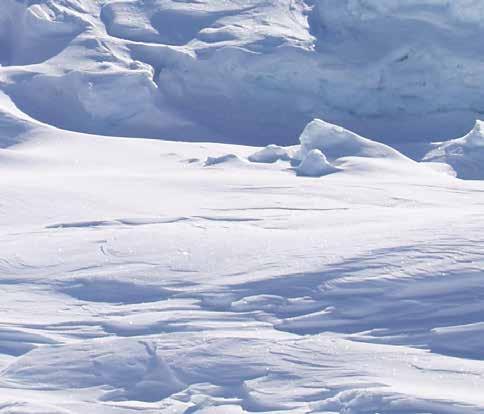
[205,153,245,166]
[296,149,338,177]
[297,119,407,161]
[423,120,484,179]
[248,144,291,163]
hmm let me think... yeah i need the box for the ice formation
[423,120,484,179]
[2,0,484,145]
[248,145,291,163]
[296,149,337,177]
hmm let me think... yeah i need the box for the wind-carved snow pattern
[2,1,484,413]
[4,0,484,146]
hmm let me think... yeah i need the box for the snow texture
[3,0,484,147]
[423,120,484,179]
[1,1,484,413]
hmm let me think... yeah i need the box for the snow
[297,119,407,161]
[423,120,484,179]
[3,0,484,146]
[248,145,292,164]
[296,149,337,177]
[205,153,245,167]
[2,1,484,413]
[0,113,483,412]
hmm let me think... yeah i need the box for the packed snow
[2,1,484,413]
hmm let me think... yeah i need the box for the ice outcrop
[297,119,406,162]
[289,118,437,178]
[296,149,337,177]
[248,145,291,163]
[422,120,484,179]
[5,0,484,145]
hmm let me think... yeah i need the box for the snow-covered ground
[1,99,484,412]
[2,1,484,413]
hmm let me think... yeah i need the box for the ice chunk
[248,144,291,163]
[298,119,404,161]
[423,120,484,179]
[296,149,337,177]
[463,120,484,147]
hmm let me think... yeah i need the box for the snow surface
[1,105,484,412]
[2,1,484,413]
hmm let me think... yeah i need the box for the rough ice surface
[297,118,407,161]
[4,0,484,146]
[2,1,484,413]
[423,120,484,179]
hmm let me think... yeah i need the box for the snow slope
[1,100,484,412]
